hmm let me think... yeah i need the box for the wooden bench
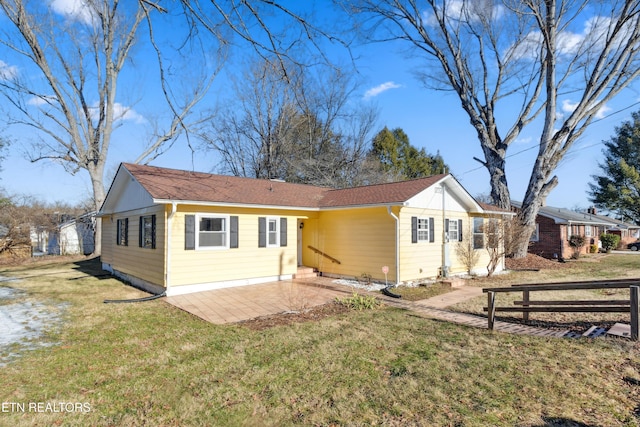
[481,280,640,340]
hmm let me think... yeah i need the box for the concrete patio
[165,277,355,324]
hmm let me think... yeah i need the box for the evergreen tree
[370,127,447,180]
[588,111,640,223]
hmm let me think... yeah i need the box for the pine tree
[588,111,640,223]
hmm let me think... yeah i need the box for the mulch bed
[505,253,569,271]
[238,301,351,330]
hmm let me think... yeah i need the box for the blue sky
[1,0,639,210]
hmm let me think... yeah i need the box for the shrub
[590,244,598,253]
[599,233,620,252]
[568,235,586,259]
[336,292,380,310]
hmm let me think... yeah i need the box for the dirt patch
[505,254,569,271]
[238,301,351,330]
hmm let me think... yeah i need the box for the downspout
[165,202,178,294]
[387,206,400,284]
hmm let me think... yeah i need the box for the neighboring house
[99,163,512,296]
[585,207,640,247]
[32,213,96,256]
[511,202,640,259]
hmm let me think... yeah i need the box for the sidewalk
[369,285,570,338]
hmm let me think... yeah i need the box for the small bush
[590,244,598,253]
[336,292,380,310]
[600,233,621,252]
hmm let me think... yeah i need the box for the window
[258,217,287,248]
[116,218,128,246]
[530,224,539,242]
[198,216,228,248]
[139,215,156,249]
[417,218,430,242]
[585,225,592,237]
[411,217,434,243]
[448,219,459,242]
[473,218,484,249]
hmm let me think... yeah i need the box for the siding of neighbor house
[167,205,311,291]
[101,205,166,287]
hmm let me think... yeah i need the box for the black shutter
[185,215,196,250]
[139,217,143,247]
[151,215,156,249]
[116,220,121,246]
[445,219,449,241]
[411,216,418,243]
[429,217,435,243]
[124,218,129,246]
[230,216,239,249]
[258,217,266,248]
[280,218,287,247]
[458,219,463,242]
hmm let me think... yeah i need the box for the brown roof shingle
[122,163,447,209]
[123,163,329,208]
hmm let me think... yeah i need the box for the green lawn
[0,256,639,426]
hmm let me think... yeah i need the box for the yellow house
[99,163,510,296]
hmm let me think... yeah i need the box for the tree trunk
[88,163,106,257]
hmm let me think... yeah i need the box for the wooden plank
[631,286,639,341]
[513,299,629,306]
[483,306,630,313]
[487,291,496,330]
[522,290,529,323]
[483,282,637,293]
[512,277,640,287]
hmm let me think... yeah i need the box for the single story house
[99,163,511,296]
[511,202,640,259]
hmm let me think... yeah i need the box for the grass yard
[0,256,639,426]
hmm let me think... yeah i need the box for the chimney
[587,206,597,215]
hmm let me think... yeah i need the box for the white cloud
[423,0,505,27]
[28,96,57,106]
[0,60,18,81]
[363,82,401,99]
[50,0,95,24]
[561,99,610,120]
[112,103,145,124]
[89,102,146,125]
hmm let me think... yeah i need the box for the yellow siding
[101,205,166,286]
[168,206,316,288]
[310,207,396,282]
[399,208,494,281]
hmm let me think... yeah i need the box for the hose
[382,286,401,299]
[104,292,166,304]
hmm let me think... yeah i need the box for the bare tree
[203,57,381,188]
[0,0,216,255]
[342,0,640,257]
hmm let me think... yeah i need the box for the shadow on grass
[71,257,112,280]
[534,417,599,427]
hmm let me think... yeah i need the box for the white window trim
[585,225,592,237]
[196,214,230,250]
[417,218,429,242]
[530,224,540,242]
[473,217,484,250]
[267,217,280,248]
[448,218,459,242]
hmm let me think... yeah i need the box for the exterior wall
[529,219,605,259]
[309,207,396,282]
[167,205,315,294]
[528,216,563,259]
[101,204,167,288]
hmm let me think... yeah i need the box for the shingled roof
[119,163,449,209]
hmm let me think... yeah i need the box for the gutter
[386,206,400,285]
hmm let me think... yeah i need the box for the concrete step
[295,266,318,279]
